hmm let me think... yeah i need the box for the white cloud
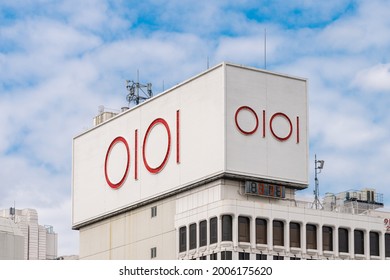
[352,63,390,92]
[2,0,390,257]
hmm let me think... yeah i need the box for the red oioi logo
[104,110,180,189]
[234,106,301,143]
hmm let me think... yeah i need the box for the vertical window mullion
[369,231,379,256]
[189,223,196,250]
[354,230,364,255]
[199,220,207,247]
[179,226,187,253]
[306,224,317,250]
[222,215,232,242]
[273,220,284,246]
[210,217,218,244]
[385,233,390,258]
[238,216,250,243]
[339,228,349,253]
[256,218,267,244]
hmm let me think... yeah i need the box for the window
[256,254,267,260]
[238,216,250,243]
[222,215,232,241]
[189,223,197,250]
[151,247,157,259]
[221,251,232,260]
[273,255,284,260]
[354,230,364,255]
[306,224,317,250]
[210,253,218,260]
[290,256,300,260]
[199,255,207,260]
[256,218,267,244]
[385,234,390,258]
[322,226,333,251]
[199,220,207,247]
[210,217,218,244]
[289,222,301,248]
[273,220,284,246]
[239,252,250,260]
[370,231,379,256]
[151,206,157,218]
[179,226,186,253]
[338,228,349,253]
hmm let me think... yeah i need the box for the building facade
[0,208,58,260]
[0,216,24,260]
[72,62,390,260]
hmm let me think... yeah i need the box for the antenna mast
[126,71,153,106]
[311,154,325,209]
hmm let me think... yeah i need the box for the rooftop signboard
[72,62,308,228]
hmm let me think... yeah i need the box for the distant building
[0,216,24,260]
[0,208,58,260]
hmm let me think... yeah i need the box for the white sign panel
[72,63,308,227]
[225,65,308,186]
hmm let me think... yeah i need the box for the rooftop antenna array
[126,70,153,106]
[311,154,325,209]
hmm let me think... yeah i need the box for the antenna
[311,154,325,209]
[125,71,153,106]
[9,201,16,222]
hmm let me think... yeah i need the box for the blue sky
[1,0,390,256]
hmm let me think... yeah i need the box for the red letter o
[235,106,259,135]
[269,112,292,141]
[143,118,171,174]
[104,136,130,189]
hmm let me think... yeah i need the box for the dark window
[256,254,267,260]
[210,253,218,260]
[210,217,218,244]
[179,226,186,252]
[322,226,333,251]
[370,231,379,256]
[189,223,197,250]
[256,218,267,244]
[289,222,301,248]
[273,220,284,246]
[354,230,364,255]
[238,216,250,242]
[239,252,250,260]
[290,256,300,260]
[273,255,284,260]
[151,247,157,258]
[222,215,232,241]
[385,234,390,258]
[199,255,207,260]
[221,251,232,260]
[151,206,157,217]
[338,228,349,253]
[306,224,317,250]
[199,220,207,247]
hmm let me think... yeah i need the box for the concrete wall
[0,217,24,260]
[79,196,176,259]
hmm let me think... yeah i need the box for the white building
[72,62,390,260]
[0,208,58,260]
[0,216,24,260]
